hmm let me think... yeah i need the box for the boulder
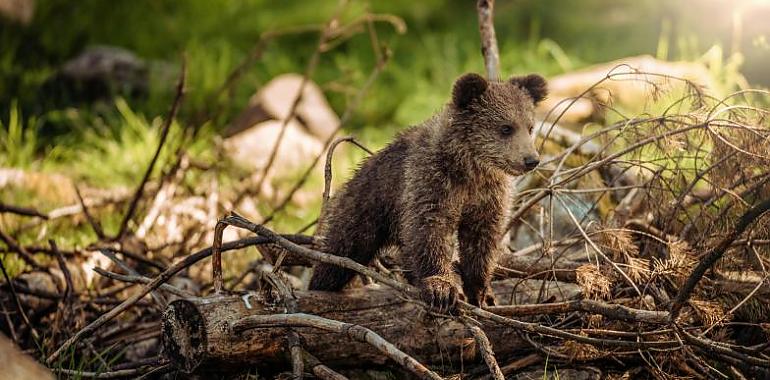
[538,55,716,124]
[228,73,339,141]
[0,0,34,24]
[224,119,324,175]
[223,118,325,199]
[43,46,148,105]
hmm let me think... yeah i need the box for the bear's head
[449,72,546,176]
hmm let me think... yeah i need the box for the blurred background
[3,0,769,130]
[1,0,769,239]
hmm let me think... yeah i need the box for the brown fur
[309,73,547,310]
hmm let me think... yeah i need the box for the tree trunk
[162,279,580,373]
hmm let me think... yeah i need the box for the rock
[540,55,716,123]
[223,118,325,195]
[15,272,57,310]
[224,74,342,203]
[0,0,34,24]
[228,74,339,141]
[0,333,53,380]
[510,188,600,252]
[43,46,148,105]
[151,194,217,249]
[537,96,595,124]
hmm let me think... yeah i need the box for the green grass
[0,0,763,264]
[0,102,42,169]
[2,0,756,132]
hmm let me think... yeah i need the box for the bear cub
[309,72,547,311]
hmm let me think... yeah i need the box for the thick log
[162,279,580,373]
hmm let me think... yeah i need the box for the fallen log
[162,279,580,373]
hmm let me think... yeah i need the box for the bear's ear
[510,74,548,104]
[452,73,488,109]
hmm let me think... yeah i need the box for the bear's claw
[420,275,460,313]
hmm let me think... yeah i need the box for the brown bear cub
[309,73,546,311]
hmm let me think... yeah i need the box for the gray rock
[45,46,148,104]
[511,190,599,251]
[228,73,339,141]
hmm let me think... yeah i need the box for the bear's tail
[308,263,357,291]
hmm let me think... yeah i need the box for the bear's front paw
[465,284,496,307]
[419,275,460,313]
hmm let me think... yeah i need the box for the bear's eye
[499,123,515,137]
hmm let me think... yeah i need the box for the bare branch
[117,58,186,239]
[74,185,105,239]
[489,299,668,324]
[463,317,504,380]
[0,202,48,219]
[476,0,500,79]
[46,233,309,364]
[232,313,443,380]
[670,198,770,320]
[0,228,43,270]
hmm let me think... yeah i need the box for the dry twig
[232,313,443,380]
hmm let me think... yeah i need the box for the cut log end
[162,299,207,373]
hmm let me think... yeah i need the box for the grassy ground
[1,1,757,158]
[0,0,764,260]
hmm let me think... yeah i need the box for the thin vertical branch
[74,185,105,239]
[117,59,187,239]
[248,0,350,203]
[288,332,304,379]
[0,254,39,342]
[322,136,373,205]
[477,0,500,79]
[211,220,228,294]
[50,240,73,302]
[264,271,304,380]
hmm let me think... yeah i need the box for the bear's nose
[523,156,540,171]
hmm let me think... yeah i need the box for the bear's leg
[401,185,464,312]
[309,219,386,291]
[458,202,506,307]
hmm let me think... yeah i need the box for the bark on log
[162,279,580,373]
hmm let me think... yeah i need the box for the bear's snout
[523,156,540,171]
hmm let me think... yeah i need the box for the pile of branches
[2,1,770,379]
